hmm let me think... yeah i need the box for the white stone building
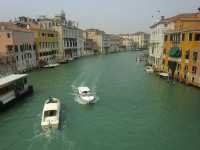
[129,32,150,50]
[120,34,134,51]
[149,16,169,69]
[109,34,123,53]
[103,34,111,54]
[85,29,105,54]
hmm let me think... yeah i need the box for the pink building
[0,22,36,73]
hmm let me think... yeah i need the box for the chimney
[161,16,165,20]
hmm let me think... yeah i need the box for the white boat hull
[79,96,95,104]
[43,63,60,69]
[41,98,60,130]
[145,66,154,73]
[145,69,154,73]
[77,87,95,104]
[159,73,169,79]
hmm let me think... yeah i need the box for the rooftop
[0,22,33,32]
[0,74,28,88]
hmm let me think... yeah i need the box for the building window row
[39,42,58,49]
[39,50,57,57]
[165,32,200,42]
[17,53,32,62]
[192,66,197,75]
[7,44,35,53]
[19,44,34,52]
[64,39,77,47]
[41,33,56,38]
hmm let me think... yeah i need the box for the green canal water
[1,52,200,150]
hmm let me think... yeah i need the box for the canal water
[1,52,200,150]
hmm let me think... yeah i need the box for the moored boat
[145,66,154,73]
[159,72,169,79]
[41,97,60,130]
[0,74,33,110]
[78,87,95,104]
[42,63,60,69]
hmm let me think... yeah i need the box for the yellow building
[15,17,59,66]
[34,29,58,66]
[163,9,200,87]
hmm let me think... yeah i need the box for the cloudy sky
[0,0,199,33]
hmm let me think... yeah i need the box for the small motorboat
[78,87,95,104]
[159,72,169,79]
[41,97,60,130]
[43,63,60,69]
[67,57,74,61]
[145,66,154,73]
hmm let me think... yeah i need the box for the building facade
[82,31,95,56]
[85,29,105,54]
[162,9,200,87]
[120,34,135,51]
[51,12,81,62]
[109,34,124,53]
[0,22,36,73]
[149,16,170,70]
[103,34,111,54]
[130,32,150,50]
[15,16,59,66]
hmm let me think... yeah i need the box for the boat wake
[71,84,99,105]
[27,111,74,150]
[71,74,100,105]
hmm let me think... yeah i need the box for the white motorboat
[43,63,60,69]
[159,72,169,79]
[41,97,60,130]
[145,66,154,73]
[78,87,95,104]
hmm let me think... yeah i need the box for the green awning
[169,47,180,58]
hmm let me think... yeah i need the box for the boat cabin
[0,74,32,105]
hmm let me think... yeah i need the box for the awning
[169,47,180,58]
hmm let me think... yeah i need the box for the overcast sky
[0,0,199,33]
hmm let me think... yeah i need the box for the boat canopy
[0,74,28,89]
[44,103,59,111]
[169,47,181,58]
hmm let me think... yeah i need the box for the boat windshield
[82,91,88,94]
[47,97,58,104]
[81,92,93,97]
[44,110,57,117]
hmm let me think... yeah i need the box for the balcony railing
[168,57,181,62]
